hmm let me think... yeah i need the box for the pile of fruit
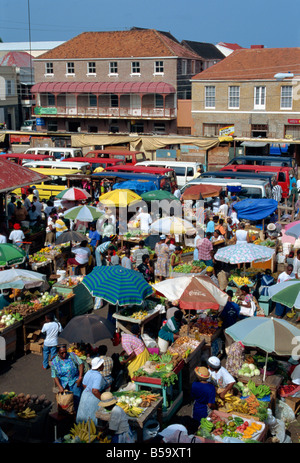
[197,412,263,441]
[216,392,269,421]
[168,336,200,359]
[0,392,51,417]
[173,260,206,274]
[67,344,87,360]
[65,419,104,443]
[229,275,253,287]
[0,311,23,330]
[182,246,194,254]
[115,401,144,417]
[120,306,150,320]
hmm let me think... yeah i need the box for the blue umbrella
[81,265,153,306]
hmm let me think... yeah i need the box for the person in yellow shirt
[55,213,68,238]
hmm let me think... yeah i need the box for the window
[281,86,292,109]
[6,80,14,96]
[191,60,196,74]
[131,62,140,74]
[89,95,97,107]
[181,60,187,75]
[155,61,164,74]
[45,62,53,75]
[47,94,55,106]
[66,62,75,74]
[109,62,118,74]
[110,94,119,108]
[88,62,96,74]
[228,86,240,108]
[205,86,216,108]
[153,122,166,133]
[254,86,266,109]
[155,94,164,108]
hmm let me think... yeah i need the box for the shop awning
[0,158,48,194]
[31,81,176,95]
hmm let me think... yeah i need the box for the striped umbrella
[56,187,91,200]
[81,265,153,306]
[64,205,103,222]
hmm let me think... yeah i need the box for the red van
[62,157,125,171]
[84,149,147,165]
[220,164,291,198]
[0,153,54,165]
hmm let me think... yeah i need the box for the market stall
[29,244,69,276]
[51,279,94,316]
[112,299,162,336]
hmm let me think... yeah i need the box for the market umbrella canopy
[214,242,275,265]
[55,230,87,245]
[225,317,300,356]
[0,244,26,267]
[59,313,115,344]
[64,205,103,222]
[150,216,196,235]
[56,187,91,201]
[0,268,46,290]
[81,265,153,306]
[181,184,222,200]
[268,279,300,309]
[152,275,228,311]
[98,189,141,207]
[141,190,180,201]
[284,221,300,239]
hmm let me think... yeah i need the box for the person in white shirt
[67,240,91,267]
[121,249,133,270]
[173,188,182,199]
[45,211,56,244]
[9,223,25,247]
[41,312,62,369]
[136,209,152,234]
[207,356,235,400]
[218,198,228,218]
[234,222,249,244]
[275,264,296,318]
[32,186,40,200]
[32,196,43,216]
[292,249,300,279]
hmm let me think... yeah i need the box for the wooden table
[113,306,161,335]
[95,397,163,443]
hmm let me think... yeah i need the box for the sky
[1,0,300,49]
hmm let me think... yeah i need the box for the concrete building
[30,29,202,134]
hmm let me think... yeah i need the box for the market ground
[1,308,300,444]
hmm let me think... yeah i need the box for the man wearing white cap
[76,357,106,424]
[207,356,236,400]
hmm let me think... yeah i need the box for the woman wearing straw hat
[191,366,216,423]
[98,391,135,443]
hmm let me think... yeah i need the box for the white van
[181,177,272,199]
[22,160,90,174]
[135,160,202,187]
[24,147,83,160]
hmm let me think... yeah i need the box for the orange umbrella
[182,184,222,200]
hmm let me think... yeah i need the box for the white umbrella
[0,269,47,290]
[63,205,104,223]
[150,216,196,235]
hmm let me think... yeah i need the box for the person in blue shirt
[88,222,101,251]
[220,290,240,329]
[191,366,216,423]
[289,170,297,193]
[205,216,215,234]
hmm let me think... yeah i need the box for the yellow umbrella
[98,189,141,207]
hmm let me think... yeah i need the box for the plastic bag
[141,333,157,348]
[275,399,296,424]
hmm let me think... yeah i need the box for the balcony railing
[33,105,177,119]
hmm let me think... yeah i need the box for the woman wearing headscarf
[119,325,150,379]
[154,235,170,281]
[225,341,245,378]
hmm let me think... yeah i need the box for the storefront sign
[34,107,57,115]
[288,119,300,124]
[219,125,235,136]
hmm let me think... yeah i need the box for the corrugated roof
[36,29,201,60]
[31,81,176,94]
[192,47,300,81]
[0,158,47,193]
[0,51,33,67]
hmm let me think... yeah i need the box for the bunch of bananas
[17,407,37,419]
[254,384,271,399]
[233,276,252,286]
[70,419,98,443]
[116,401,143,417]
[217,393,249,414]
[200,417,214,433]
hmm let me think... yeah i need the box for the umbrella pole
[263,352,268,382]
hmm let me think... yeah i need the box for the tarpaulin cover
[112,180,157,195]
[233,198,278,221]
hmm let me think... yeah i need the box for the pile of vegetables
[238,363,261,377]
[0,391,51,415]
[0,311,23,330]
[235,380,271,399]
[132,353,178,386]
[197,412,264,441]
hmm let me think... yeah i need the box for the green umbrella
[141,190,180,201]
[268,279,300,309]
[0,244,26,267]
[63,205,103,222]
